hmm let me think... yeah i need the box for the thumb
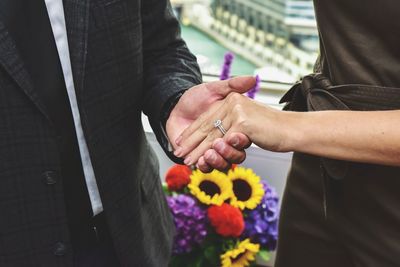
[206,76,256,98]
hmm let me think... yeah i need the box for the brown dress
[275,1,400,266]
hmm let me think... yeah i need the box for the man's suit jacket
[0,0,201,266]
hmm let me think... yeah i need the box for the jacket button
[43,171,58,185]
[53,242,67,256]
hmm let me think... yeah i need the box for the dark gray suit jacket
[0,0,201,266]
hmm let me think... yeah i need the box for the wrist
[278,111,307,152]
[162,91,185,129]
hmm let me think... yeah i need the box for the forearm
[141,0,201,121]
[284,110,400,166]
[140,0,201,161]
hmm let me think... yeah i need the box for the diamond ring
[213,119,227,135]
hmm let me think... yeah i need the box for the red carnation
[165,164,192,191]
[207,203,244,237]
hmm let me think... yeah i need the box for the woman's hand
[175,91,400,169]
[174,92,294,167]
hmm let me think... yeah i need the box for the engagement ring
[213,119,227,135]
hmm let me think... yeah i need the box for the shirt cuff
[159,90,186,164]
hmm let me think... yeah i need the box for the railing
[203,73,292,109]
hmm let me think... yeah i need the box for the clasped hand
[166,76,290,173]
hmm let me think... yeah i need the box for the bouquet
[164,164,279,267]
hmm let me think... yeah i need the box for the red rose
[207,203,244,237]
[165,164,192,191]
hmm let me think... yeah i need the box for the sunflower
[188,169,232,205]
[221,239,260,267]
[228,167,264,210]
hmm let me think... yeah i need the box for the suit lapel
[0,0,90,121]
[0,21,51,121]
[63,0,90,95]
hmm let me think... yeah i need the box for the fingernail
[175,136,182,145]
[174,147,182,157]
[231,137,239,147]
[184,156,192,165]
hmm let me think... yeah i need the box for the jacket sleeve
[140,0,202,162]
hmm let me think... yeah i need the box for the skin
[173,91,400,172]
[165,76,256,168]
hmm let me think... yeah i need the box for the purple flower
[167,195,208,254]
[243,181,279,251]
[246,75,260,99]
[220,52,235,80]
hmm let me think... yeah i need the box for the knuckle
[231,92,242,101]
[199,122,210,134]
[181,131,191,142]
[196,114,210,131]
[235,115,248,129]
[232,103,243,116]
[226,92,234,101]
[227,92,241,104]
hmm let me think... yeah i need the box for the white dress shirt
[44,0,103,215]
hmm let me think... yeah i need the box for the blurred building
[210,0,318,80]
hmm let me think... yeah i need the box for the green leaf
[183,187,190,194]
[204,245,218,261]
[221,238,236,251]
[169,248,205,267]
[201,237,225,265]
[258,250,271,261]
[169,255,184,267]
[162,183,172,195]
[189,257,203,267]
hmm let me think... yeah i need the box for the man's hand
[166,76,255,170]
